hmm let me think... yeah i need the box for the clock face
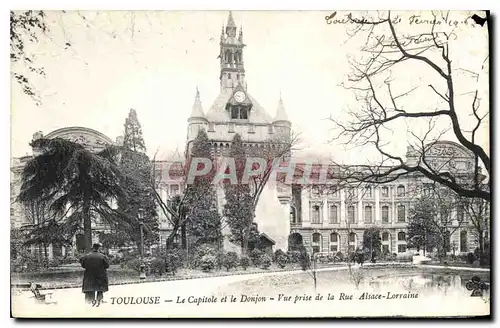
[234,91,246,103]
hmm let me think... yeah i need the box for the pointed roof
[227,11,236,28]
[189,87,206,120]
[273,94,289,122]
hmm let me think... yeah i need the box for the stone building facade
[10,12,489,259]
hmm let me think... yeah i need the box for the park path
[11,263,490,318]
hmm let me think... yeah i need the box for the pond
[212,265,490,317]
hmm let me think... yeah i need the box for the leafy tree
[99,230,130,249]
[11,10,48,104]
[186,129,222,249]
[362,227,382,258]
[17,138,128,252]
[223,134,254,252]
[407,199,440,255]
[115,109,159,251]
[123,109,146,153]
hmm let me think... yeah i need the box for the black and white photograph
[9,9,491,318]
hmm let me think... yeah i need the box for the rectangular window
[268,124,274,134]
[311,204,321,224]
[382,206,389,223]
[382,245,389,254]
[365,187,372,198]
[208,122,215,132]
[398,245,407,253]
[364,205,372,223]
[348,206,355,223]
[330,245,338,252]
[248,124,255,133]
[312,246,320,254]
[397,205,405,222]
[381,187,389,198]
[229,123,235,133]
[397,186,406,197]
[329,205,338,223]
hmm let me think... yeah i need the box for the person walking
[80,243,110,304]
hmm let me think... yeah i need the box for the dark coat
[80,251,110,292]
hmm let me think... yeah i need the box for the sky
[10,10,490,165]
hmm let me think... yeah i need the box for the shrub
[299,251,310,271]
[240,256,250,270]
[200,254,217,272]
[163,249,185,274]
[249,249,263,267]
[223,252,239,271]
[274,249,286,262]
[287,251,302,264]
[192,245,217,268]
[149,258,166,276]
[260,254,272,269]
[467,252,477,264]
[125,258,142,272]
[216,251,225,270]
[276,254,287,268]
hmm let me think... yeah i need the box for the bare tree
[462,190,490,266]
[331,10,490,202]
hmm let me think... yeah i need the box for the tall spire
[238,24,243,43]
[274,94,289,122]
[219,11,246,91]
[227,11,236,28]
[225,11,237,37]
[189,87,206,119]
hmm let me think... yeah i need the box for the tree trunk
[166,223,180,250]
[181,224,187,249]
[242,209,255,255]
[83,200,92,253]
[478,232,485,267]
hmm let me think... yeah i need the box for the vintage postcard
[10,10,490,318]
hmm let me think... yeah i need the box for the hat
[92,243,103,249]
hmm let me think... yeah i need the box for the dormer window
[230,106,248,120]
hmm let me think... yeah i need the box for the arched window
[397,205,406,222]
[348,232,356,244]
[329,205,338,223]
[460,230,468,252]
[382,206,389,223]
[241,108,248,119]
[312,233,322,253]
[290,206,297,223]
[397,185,405,197]
[347,206,355,223]
[364,205,372,223]
[330,233,339,252]
[398,231,406,241]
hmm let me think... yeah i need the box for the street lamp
[139,216,146,280]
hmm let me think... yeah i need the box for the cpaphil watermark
[159,157,342,186]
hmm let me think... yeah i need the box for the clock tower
[185,11,293,253]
